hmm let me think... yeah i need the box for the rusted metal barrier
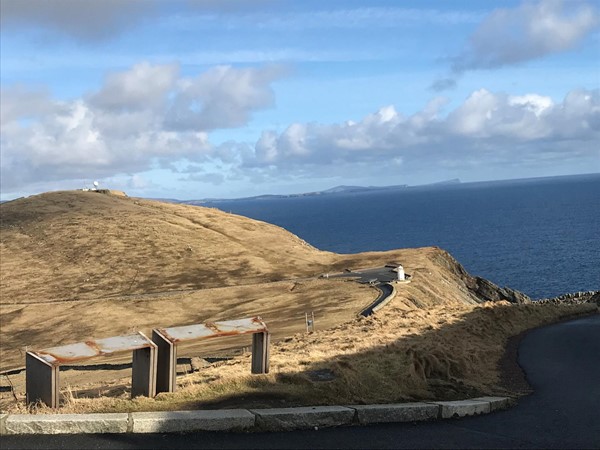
[152,317,270,394]
[26,332,157,408]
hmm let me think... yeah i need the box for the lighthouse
[397,265,405,281]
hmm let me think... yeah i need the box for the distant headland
[164,173,598,205]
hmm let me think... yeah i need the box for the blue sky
[1,0,599,200]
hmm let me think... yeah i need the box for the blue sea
[208,175,599,299]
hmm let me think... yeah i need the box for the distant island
[170,173,599,205]
[3,173,597,205]
[175,178,462,205]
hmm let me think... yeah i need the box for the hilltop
[0,189,527,307]
[0,190,333,303]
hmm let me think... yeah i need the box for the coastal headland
[0,190,596,414]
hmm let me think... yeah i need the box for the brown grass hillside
[0,190,478,372]
[0,190,333,303]
[1,190,595,412]
[0,190,502,307]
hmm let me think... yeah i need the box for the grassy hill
[0,189,524,306]
[0,190,595,412]
[0,190,335,303]
[0,190,485,371]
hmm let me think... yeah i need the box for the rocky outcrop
[471,277,531,304]
[537,291,600,306]
[434,248,596,306]
[433,248,531,304]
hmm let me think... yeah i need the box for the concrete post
[251,332,270,374]
[152,330,176,394]
[26,352,59,408]
[131,341,157,398]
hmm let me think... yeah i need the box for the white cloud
[508,94,554,116]
[2,61,598,197]
[246,88,600,171]
[165,65,286,131]
[458,0,599,70]
[89,62,179,111]
[0,62,284,193]
[433,0,600,90]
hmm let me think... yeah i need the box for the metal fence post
[152,329,176,394]
[26,351,59,408]
[131,334,157,398]
[251,331,270,374]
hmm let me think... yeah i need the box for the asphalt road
[327,266,402,284]
[360,283,394,316]
[2,315,599,449]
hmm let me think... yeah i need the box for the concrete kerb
[349,402,440,424]
[250,406,355,431]
[4,413,129,435]
[429,399,491,419]
[0,396,513,435]
[131,410,255,433]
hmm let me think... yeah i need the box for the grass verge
[8,302,596,414]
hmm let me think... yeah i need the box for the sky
[1,0,599,200]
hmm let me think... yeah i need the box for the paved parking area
[323,266,409,284]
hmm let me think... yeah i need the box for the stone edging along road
[0,396,512,435]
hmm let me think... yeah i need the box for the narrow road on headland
[359,282,394,316]
[2,315,599,449]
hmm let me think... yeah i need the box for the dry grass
[1,190,596,414]
[0,190,332,304]
[0,191,434,370]
[7,302,595,414]
[0,191,474,374]
[0,278,376,371]
[0,190,478,307]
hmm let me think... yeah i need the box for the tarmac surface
[329,266,402,316]
[359,282,394,316]
[1,314,598,449]
[325,266,404,284]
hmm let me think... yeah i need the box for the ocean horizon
[206,174,600,300]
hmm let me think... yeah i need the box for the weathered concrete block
[131,410,255,433]
[4,413,128,435]
[350,402,440,424]
[0,413,7,435]
[472,396,513,411]
[431,400,491,419]
[250,406,355,431]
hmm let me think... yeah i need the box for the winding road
[2,315,599,449]
[327,266,401,316]
[359,282,394,316]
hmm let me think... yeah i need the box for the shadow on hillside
[177,303,595,410]
[116,261,293,296]
[14,302,591,409]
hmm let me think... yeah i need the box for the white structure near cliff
[397,265,405,281]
